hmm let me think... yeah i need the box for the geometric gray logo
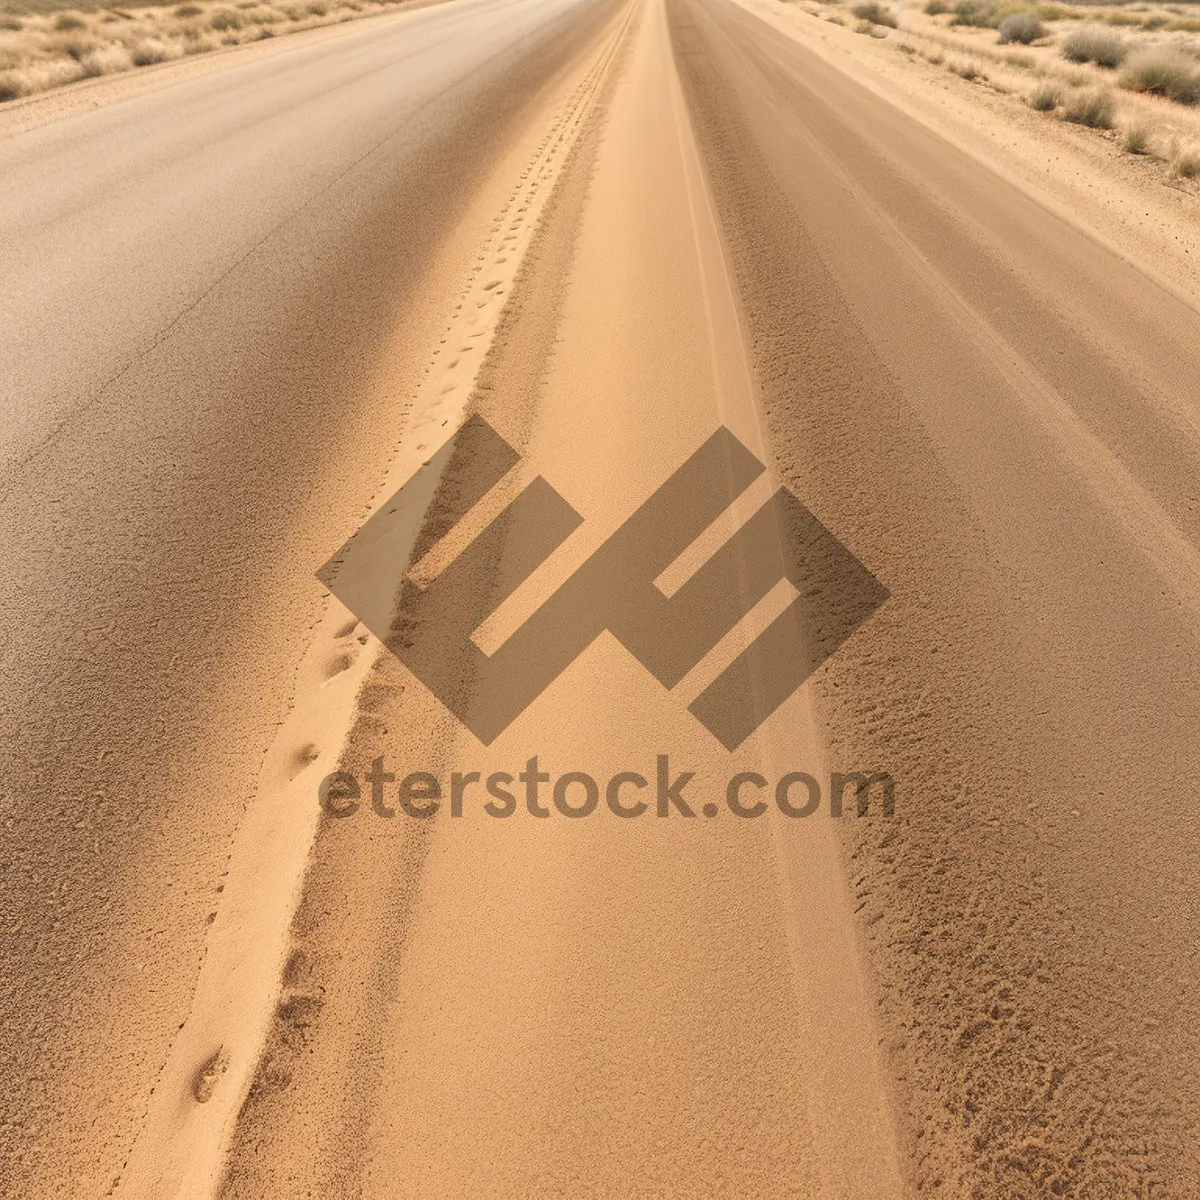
[318,416,887,749]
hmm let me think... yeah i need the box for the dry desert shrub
[1172,141,1200,176]
[128,36,179,65]
[853,2,898,27]
[998,12,1044,44]
[44,33,99,61]
[1120,46,1200,105]
[52,13,88,31]
[207,6,243,29]
[240,5,282,23]
[1062,84,1116,127]
[0,57,85,98]
[1061,24,1129,67]
[1120,116,1153,153]
[80,41,134,75]
[950,0,998,28]
[949,55,986,80]
[182,30,218,52]
[1027,77,1063,109]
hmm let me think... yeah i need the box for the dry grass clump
[1171,141,1200,177]
[949,54,987,79]
[1060,24,1129,67]
[1120,116,1153,153]
[128,35,179,63]
[1027,77,1063,109]
[949,0,998,27]
[1120,47,1200,106]
[1062,84,1115,127]
[207,7,243,29]
[853,2,898,27]
[0,56,85,98]
[44,32,98,60]
[81,41,134,74]
[998,11,1043,44]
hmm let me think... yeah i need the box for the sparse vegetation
[1027,78,1063,109]
[207,7,243,29]
[998,12,1044,44]
[854,2,898,27]
[46,32,96,60]
[1172,141,1200,177]
[998,12,1046,43]
[84,41,134,74]
[1060,24,1129,67]
[1121,116,1152,153]
[950,0,998,28]
[128,35,175,63]
[949,55,986,79]
[1120,47,1200,106]
[0,0,422,105]
[895,0,1200,187]
[1062,84,1115,127]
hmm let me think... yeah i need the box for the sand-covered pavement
[2,0,1199,1194]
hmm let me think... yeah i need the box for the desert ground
[1,0,1199,1195]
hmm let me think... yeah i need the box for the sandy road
[0,0,626,1191]
[3,0,1200,1193]
[669,1,1200,1192]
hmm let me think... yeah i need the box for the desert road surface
[2,0,1199,1193]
